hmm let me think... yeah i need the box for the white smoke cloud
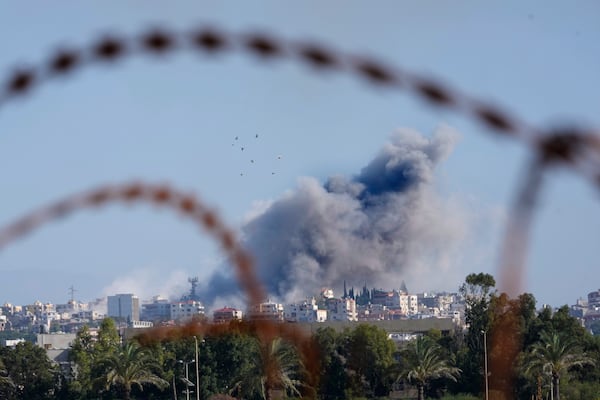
[101,267,189,303]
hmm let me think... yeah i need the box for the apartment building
[170,300,205,322]
[107,293,140,322]
[213,307,243,324]
[284,298,327,323]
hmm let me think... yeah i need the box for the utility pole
[68,285,77,303]
[481,330,489,400]
[178,360,195,400]
[195,336,200,400]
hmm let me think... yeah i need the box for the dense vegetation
[0,273,598,400]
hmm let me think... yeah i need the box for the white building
[56,300,88,316]
[399,294,419,316]
[284,298,327,322]
[131,320,154,328]
[247,301,284,321]
[371,289,418,316]
[2,338,25,348]
[75,310,103,321]
[107,293,140,322]
[326,297,357,321]
[170,300,205,322]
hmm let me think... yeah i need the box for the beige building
[213,307,243,323]
[247,301,284,321]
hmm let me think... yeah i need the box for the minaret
[343,280,348,298]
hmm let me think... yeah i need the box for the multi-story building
[570,298,588,319]
[588,289,600,310]
[141,296,172,322]
[170,300,205,322]
[418,292,438,309]
[107,293,140,322]
[284,298,327,323]
[56,300,88,316]
[213,307,243,324]
[371,289,418,316]
[399,294,418,316]
[325,297,357,321]
[357,303,388,321]
[75,310,103,321]
[247,301,284,321]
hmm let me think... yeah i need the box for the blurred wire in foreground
[1,24,600,398]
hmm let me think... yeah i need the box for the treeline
[1,273,599,400]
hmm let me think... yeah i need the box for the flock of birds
[232,134,282,177]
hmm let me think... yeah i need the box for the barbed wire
[0,180,318,393]
[0,181,265,307]
[1,26,599,176]
[1,24,599,397]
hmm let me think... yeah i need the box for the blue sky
[0,2,598,308]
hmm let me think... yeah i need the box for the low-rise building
[357,303,389,321]
[1,338,25,347]
[213,307,243,324]
[37,333,77,376]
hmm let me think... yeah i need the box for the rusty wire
[1,25,600,398]
[0,181,266,308]
[0,181,318,393]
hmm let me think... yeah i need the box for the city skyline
[3,278,597,312]
[1,3,599,308]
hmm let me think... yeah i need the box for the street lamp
[193,336,205,400]
[481,330,489,400]
[178,359,195,400]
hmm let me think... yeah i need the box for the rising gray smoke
[201,127,468,307]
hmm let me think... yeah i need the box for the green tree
[99,340,169,400]
[401,336,461,400]
[0,356,15,398]
[207,331,258,398]
[230,336,304,400]
[456,273,496,396]
[344,324,397,397]
[525,331,595,400]
[96,318,121,355]
[0,341,58,400]
[68,324,95,398]
[313,327,348,400]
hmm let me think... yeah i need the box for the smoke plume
[202,127,472,307]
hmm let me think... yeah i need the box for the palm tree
[100,340,169,400]
[401,336,461,400]
[230,336,304,400]
[525,331,595,400]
